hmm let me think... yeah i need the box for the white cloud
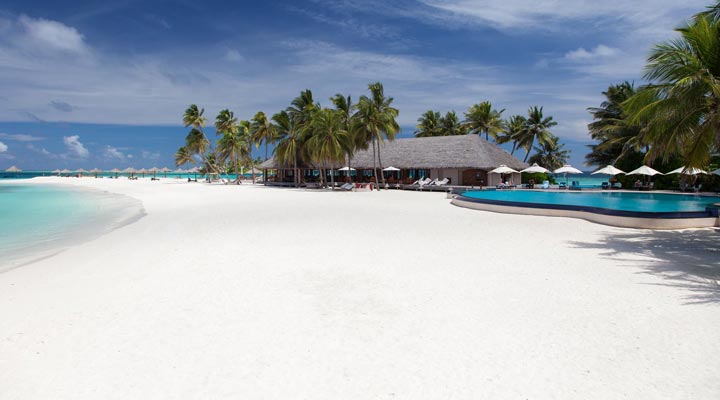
[104,145,126,160]
[63,135,89,158]
[26,143,55,158]
[0,141,7,152]
[0,133,44,142]
[565,45,618,60]
[141,150,160,160]
[224,49,244,62]
[18,15,88,54]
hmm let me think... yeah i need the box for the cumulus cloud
[224,49,244,62]
[0,133,44,142]
[63,135,89,158]
[565,45,618,60]
[141,150,160,160]
[49,100,76,112]
[0,141,7,152]
[104,145,126,160]
[18,15,88,54]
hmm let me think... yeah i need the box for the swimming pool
[452,190,720,229]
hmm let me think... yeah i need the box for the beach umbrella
[60,168,71,176]
[338,166,356,171]
[89,168,102,178]
[137,168,148,178]
[383,166,400,180]
[110,168,121,178]
[553,164,583,186]
[591,165,626,175]
[52,169,61,176]
[520,163,549,174]
[148,166,160,179]
[553,164,583,174]
[5,165,21,172]
[626,165,662,176]
[123,167,136,178]
[665,166,708,175]
[489,165,519,174]
[160,167,171,178]
[74,168,87,177]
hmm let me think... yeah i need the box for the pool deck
[450,190,720,230]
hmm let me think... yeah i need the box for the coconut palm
[440,111,466,136]
[528,134,570,171]
[497,115,527,155]
[251,111,277,161]
[354,82,400,188]
[216,131,246,185]
[463,101,505,141]
[306,108,349,188]
[214,109,240,181]
[273,110,302,186]
[236,120,255,182]
[518,106,557,162]
[414,110,442,137]
[182,104,226,183]
[624,14,720,168]
[174,146,195,167]
[586,82,645,167]
[331,94,358,177]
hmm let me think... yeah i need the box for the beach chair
[435,178,449,186]
[340,182,354,191]
[558,182,567,189]
[601,182,610,190]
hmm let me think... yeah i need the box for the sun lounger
[340,182,354,190]
[541,180,550,189]
[612,182,622,189]
[435,178,449,186]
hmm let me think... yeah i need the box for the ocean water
[462,190,720,213]
[0,184,144,270]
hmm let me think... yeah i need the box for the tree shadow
[569,228,720,305]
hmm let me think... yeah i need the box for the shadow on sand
[569,228,720,305]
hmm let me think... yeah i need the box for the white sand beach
[1,177,718,399]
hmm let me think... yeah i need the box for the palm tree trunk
[250,158,255,184]
[510,142,517,155]
[265,141,268,161]
[377,138,386,189]
[372,137,379,189]
[294,159,298,187]
[330,162,335,189]
[524,137,534,162]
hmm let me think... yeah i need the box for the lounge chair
[340,182,354,191]
[417,178,432,187]
[558,182,567,189]
[541,180,550,189]
[601,182,610,190]
[425,178,440,186]
[435,178,449,186]
[612,182,622,189]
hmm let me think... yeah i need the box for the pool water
[0,184,144,270]
[461,190,720,213]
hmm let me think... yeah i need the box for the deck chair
[435,178,449,186]
[541,180,550,189]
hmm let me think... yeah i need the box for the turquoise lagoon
[0,183,144,270]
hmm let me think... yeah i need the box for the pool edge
[451,195,720,230]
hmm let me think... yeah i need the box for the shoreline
[0,178,146,272]
[1,177,718,399]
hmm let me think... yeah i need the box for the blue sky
[0,0,709,170]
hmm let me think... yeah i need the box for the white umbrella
[712,168,720,176]
[338,166,356,171]
[591,165,626,175]
[382,166,400,171]
[553,164,583,174]
[520,163,549,174]
[626,165,662,176]
[665,166,707,175]
[489,165,519,174]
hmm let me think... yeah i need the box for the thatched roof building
[259,134,526,186]
[260,135,526,170]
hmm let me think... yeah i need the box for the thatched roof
[259,134,527,170]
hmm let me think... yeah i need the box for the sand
[1,177,718,399]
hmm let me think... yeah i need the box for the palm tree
[528,134,570,171]
[331,94,357,177]
[174,146,195,168]
[497,115,526,155]
[236,120,255,182]
[354,82,400,188]
[215,109,239,181]
[251,111,277,161]
[586,82,644,167]
[306,108,349,188]
[519,106,557,162]
[415,110,442,137]
[273,110,302,186]
[463,101,505,141]
[624,14,720,168]
[182,104,226,183]
[440,111,466,136]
